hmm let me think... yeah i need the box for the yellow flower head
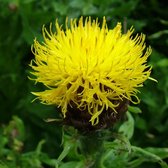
[30,17,152,126]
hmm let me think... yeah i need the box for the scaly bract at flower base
[30,17,152,126]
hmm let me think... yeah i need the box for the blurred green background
[0,0,168,167]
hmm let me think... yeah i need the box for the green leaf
[35,139,45,155]
[135,116,147,130]
[119,112,134,139]
[156,59,168,67]
[145,147,168,159]
[69,0,85,9]
[59,161,84,168]
[149,30,168,39]
[160,19,168,25]
[102,135,131,168]
[128,106,142,114]
[52,2,68,15]
[56,140,75,167]
[131,146,168,168]
[12,116,25,141]
[0,162,9,168]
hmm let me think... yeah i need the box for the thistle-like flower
[30,17,152,130]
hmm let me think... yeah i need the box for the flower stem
[79,131,104,168]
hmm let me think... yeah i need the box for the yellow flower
[30,17,152,126]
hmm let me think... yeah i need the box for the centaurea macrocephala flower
[30,17,152,129]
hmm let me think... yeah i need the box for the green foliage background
[0,0,168,167]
